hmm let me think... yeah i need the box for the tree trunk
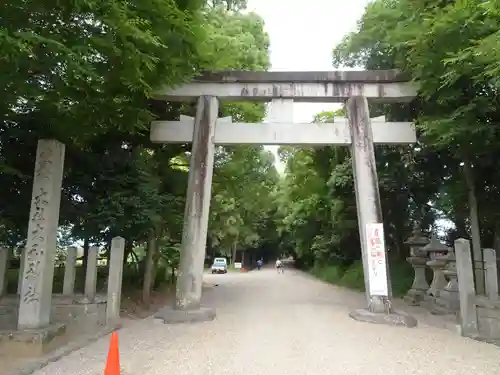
[170,267,176,285]
[463,157,485,294]
[393,239,403,259]
[454,217,468,239]
[82,237,89,271]
[231,241,237,266]
[150,238,161,289]
[124,240,133,266]
[105,240,112,273]
[142,230,157,306]
[493,221,500,251]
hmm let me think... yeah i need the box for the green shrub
[388,259,413,297]
[339,261,365,291]
[310,257,414,298]
[311,264,344,284]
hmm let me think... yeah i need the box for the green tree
[332,0,500,252]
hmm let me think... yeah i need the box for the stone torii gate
[152,70,419,327]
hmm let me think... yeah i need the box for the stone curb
[9,323,122,375]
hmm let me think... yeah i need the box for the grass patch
[339,260,365,291]
[311,264,344,284]
[310,258,413,298]
[389,259,414,297]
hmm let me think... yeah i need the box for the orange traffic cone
[104,331,120,375]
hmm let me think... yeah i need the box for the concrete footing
[0,323,67,357]
[349,309,418,328]
[154,306,216,324]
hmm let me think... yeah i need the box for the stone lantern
[403,225,430,306]
[433,247,460,315]
[422,235,450,308]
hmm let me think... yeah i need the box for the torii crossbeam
[151,113,416,146]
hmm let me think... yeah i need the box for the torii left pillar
[154,95,218,323]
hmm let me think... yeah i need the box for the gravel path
[32,268,500,375]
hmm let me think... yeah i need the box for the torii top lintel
[154,69,418,103]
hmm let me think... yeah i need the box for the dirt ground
[29,270,500,375]
[120,286,175,319]
[3,286,176,375]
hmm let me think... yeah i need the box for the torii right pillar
[347,96,417,327]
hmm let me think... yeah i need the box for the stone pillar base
[0,323,66,357]
[154,306,216,324]
[436,290,460,311]
[429,304,454,316]
[349,309,418,328]
[403,289,426,306]
[420,294,436,309]
[420,294,456,316]
[430,292,460,316]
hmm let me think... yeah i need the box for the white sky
[246,0,370,171]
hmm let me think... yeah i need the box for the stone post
[403,225,430,306]
[17,248,26,295]
[0,247,9,296]
[84,246,99,302]
[154,96,218,324]
[454,238,479,338]
[62,246,77,295]
[18,139,65,330]
[106,237,125,324]
[483,248,498,302]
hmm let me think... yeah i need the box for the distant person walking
[257,259,263,271]
[275,259,284,274]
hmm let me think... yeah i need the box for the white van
[211,257,228,274]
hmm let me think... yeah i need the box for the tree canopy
[275,0,500,294]
[0,0,280,300]
[3,0,500,300]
